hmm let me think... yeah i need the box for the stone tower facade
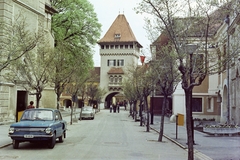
[97,14,142,107]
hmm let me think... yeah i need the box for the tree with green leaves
[94,87,107,112]
[122,74,139,118]
[50,0,101,109]
[139,66,155,132]
[123,63,154,131]
[123,65,142,121]
[65,69,90,124]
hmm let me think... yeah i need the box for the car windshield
[21,110,53,121]
[83,107,92,111]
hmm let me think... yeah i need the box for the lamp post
[183,44,198,145]
[139,55,145,125]
[224,15,230,124]
[151,79,154,124]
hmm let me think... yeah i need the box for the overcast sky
[88,0,151,67]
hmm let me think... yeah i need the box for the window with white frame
[107,59,124,67]
[117,59,124,66]
[119,76,122,83]
[114,76,118,83]
[110,76,113,83]
[108,60,116,66]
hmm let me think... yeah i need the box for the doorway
[16,91,27,121]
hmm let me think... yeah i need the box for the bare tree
[150,44,181,141]
[4,39,54,108]
[0,14,40,73]
[136,0,233,159]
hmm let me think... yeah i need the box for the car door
[54,110,63,138]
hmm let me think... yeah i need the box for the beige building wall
[0,0,56,123]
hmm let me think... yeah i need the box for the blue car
[8,108,67,149]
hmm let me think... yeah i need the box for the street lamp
[151,75,154,125]
[182,43,198,145]
[224,15,230,124]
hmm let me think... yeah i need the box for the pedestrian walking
[110,104,113,113]
[117,102,120,113]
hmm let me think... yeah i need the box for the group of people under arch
[110,100,127,113]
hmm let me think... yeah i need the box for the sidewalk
[150,115,240,160]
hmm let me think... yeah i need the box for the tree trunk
[144,96,150,132]
[140,101,143,126]
[185,90,194,160]
[56,87,61,110]
[36,93,41,108]
[133,101,137,120]
[56,93,60,110]
[158,95,167,142]
[70,101,73,125]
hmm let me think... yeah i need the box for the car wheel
[48,133,56,149]
[59,133,64,143]
[13,140,19,149]
[92,117,94,120]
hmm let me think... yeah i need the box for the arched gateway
[103,92,126,109]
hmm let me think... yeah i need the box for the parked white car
[80,106,95,120]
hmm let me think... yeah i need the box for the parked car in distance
[80,106,95,120]
[8,108,67,149]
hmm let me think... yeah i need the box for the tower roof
[98,14,142,48]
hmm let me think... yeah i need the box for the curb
[150,126,213,160]
[0,142,12,149]
[150,127,187,149]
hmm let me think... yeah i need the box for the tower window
[115,34,121,38]
[108,59,116,66]
[117,59,124,66]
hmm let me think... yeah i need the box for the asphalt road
[0,109,189,160]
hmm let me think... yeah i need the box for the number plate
[24,135,34,138]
